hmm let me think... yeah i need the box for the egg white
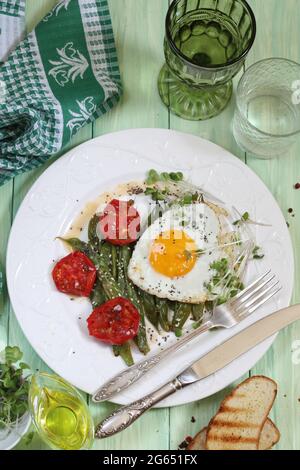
[128,203,224,303]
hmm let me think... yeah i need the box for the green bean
[172,302,193,337]
[113,343,134,367]
[89,279,106,308]
[87,245,121,299]
[88,214,100,251]
[98,264,123,298]
[57,237,89,254]
[101,245,136,366]
[121,246,150,355]
[156,298,170,332]
[134,306,149,355]
[121,247,137,304]
[111,245,118,280]
[117,247,126,294]
[100,242,112,269]
[192,303,205,322]
[140,290,159,329]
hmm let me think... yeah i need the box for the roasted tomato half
[52,251,96,297]
[87,297,140,345]
[99,199,140,245]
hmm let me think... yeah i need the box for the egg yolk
[149,230,197,278]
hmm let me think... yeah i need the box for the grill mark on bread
[212,419,259,429]
[206,376,278,450]
[187,418,280,451]
[220,405,245,413]
[208,435,258,444]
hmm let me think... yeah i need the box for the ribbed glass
[158,0,256,120]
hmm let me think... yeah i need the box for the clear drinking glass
[158,0,256,121]
[233,58,300,158]
[28,373,94,450]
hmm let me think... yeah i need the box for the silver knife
[95,304,300,438]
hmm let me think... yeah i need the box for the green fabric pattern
[0,0,122,186]
[0,0,25,16]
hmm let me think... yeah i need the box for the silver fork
[93,271,280,403]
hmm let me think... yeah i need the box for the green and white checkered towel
[0,0,25,63]
[0,0,122,186]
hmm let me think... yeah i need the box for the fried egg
[128,203,223,303]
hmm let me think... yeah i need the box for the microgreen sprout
[0,346,30,432]
[205,258,244,305]
[252,245,265,260]
[233,212,250,226]
[145,169,184,185]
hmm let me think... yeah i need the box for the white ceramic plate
[6,129,294,407]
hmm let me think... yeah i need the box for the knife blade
[95,304,300,438]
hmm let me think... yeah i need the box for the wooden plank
[167,3,246,449]
[10,0,93,450]
[245,0,300,451]
[0,182,13,351]
[7,0,299,451]
[89,0,170,451]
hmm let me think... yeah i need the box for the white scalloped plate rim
[6,129,294,408]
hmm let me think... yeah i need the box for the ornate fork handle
[95,378,184,438]
[93,320,212,402]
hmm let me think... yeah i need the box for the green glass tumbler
[158,0,256,120]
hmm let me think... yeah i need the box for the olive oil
[29,374,93,450]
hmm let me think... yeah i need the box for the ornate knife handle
[93,355,162,402]
[93,320,212,402]
[95,378,183,438]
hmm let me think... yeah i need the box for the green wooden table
[0,0,299,450]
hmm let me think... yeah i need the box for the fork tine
[233,274,276,307]
[231,270,271,303]
[237,285,281,318]
[235,281,280,313]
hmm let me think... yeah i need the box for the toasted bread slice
[187,427,207,450]
[205,376,277,450]
[258,418,280,450]
[187,419,280,451]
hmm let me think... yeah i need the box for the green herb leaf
[0,346,30,428]
[19,362,31,370]
[145,169,184,185]
[169,172,183,182]
[205,258,244,305]
[5,346,23,365]
[175,328,183,337]
[182,194,193,205]
[252,245,265,260]
[160,172,170,181]
[145,169,160,185]
[233,211,250,226]
[144,187,167,201]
